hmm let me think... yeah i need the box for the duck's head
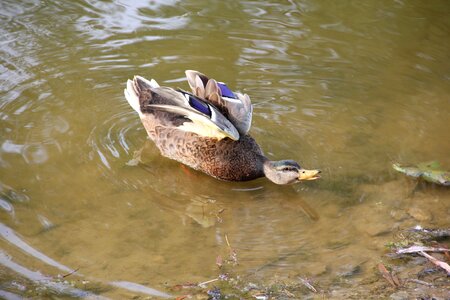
[263,160,321,185]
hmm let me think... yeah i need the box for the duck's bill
[298,169,321,181]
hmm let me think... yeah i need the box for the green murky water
[1,0,449,298]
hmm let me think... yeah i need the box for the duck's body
[155,130,265,181]
[124,71,320,184]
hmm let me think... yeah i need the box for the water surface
[1,0,449,298]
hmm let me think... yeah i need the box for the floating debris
[393,161,450,186]
[298,277,318,293]
[378,263,401,288]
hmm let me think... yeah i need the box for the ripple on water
[1,108,68,166]
[87,107,145,176]
[0,197,15,219]
[0,0,449,297]
[74,0,185,42]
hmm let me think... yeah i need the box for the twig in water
[215,208,225,223]
[395,245,450,274]
[378,264,401,288]
[396,245,449,254]
[298,277,317,293]
[419,251,450,275]
[62,268,79,278]
[405,278,433,287]
[198,278,218,288]
[225,234,238,265]
[225,234,231,248]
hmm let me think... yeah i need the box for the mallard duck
[124,70,320,184]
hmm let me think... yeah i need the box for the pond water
[0,0,449,298]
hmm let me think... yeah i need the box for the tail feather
[124,79,141,114]
[124,76,160,115]
[135,75,160,89]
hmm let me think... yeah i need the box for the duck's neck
[262,159,284,185]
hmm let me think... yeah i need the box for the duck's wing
[185,70,253,135]
[125,76,239,141]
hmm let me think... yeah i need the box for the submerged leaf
[392,162,450,186]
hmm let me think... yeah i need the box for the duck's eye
[282,167,296,172]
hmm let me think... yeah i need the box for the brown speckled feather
[152,127,265,181]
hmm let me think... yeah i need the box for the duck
[124,70,320,184]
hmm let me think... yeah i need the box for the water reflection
[0,223,72,273]
[0,289,23,300]
[0,0,449,298]
[0,198,15,218]
[0,250,98,299]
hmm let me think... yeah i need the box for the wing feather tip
[134,75,160,88]
[125,79,141,113]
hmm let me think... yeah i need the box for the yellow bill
[298,169,321,181]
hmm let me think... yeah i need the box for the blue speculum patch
[217,82,236,99]
[187,94,211,116]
